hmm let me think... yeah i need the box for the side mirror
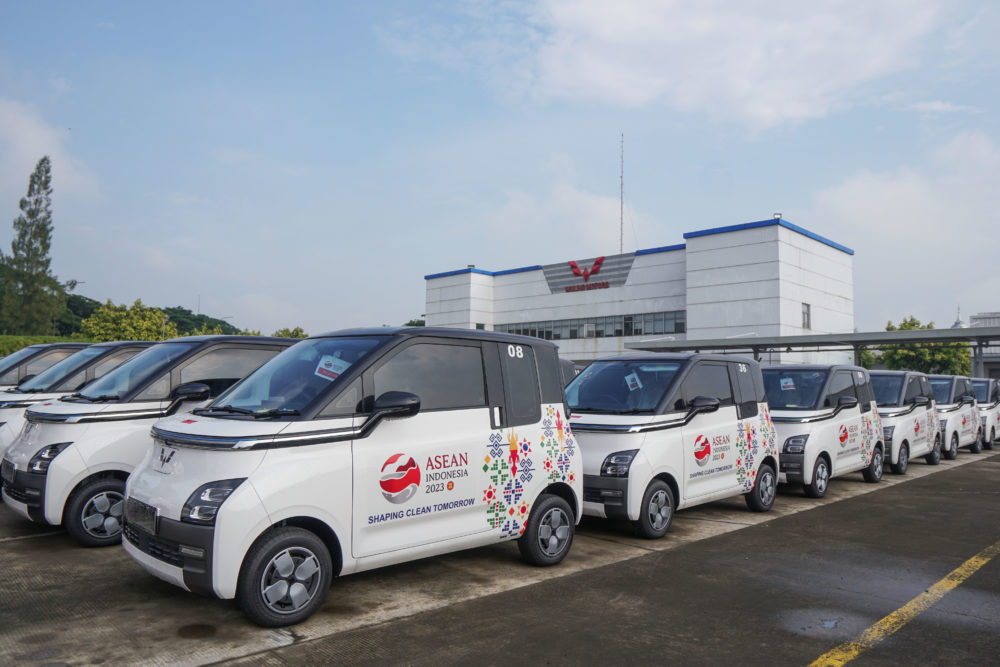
[173,382,211,402]
[373,391,421,419]
[689,395,720,414]
[837,395,859,409]
[913,395,929,406]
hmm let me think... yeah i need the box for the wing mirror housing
[373,391,421,419]
[173,382,211,402]
[689,395,720,415]
[837,395,859,410]
[913,395,929,406]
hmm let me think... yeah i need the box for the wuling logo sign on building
[541,252,636,295]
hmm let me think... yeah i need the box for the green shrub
[0,335,92,357]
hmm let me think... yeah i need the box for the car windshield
[929,379,952,404]
[0,346,43,378]
[762,369,828,410]
[972,380,988,403]
[207,336,387,416]
[566,360,682,413]
[78,342,199,401]
[870,375,904,407]
[17,346,103,392]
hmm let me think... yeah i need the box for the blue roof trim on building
[424,265,542,280]
[682,219,854,256]
[635,243,686,256]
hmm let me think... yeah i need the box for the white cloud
[798,131,1000,329]
[0,98,100,210]
[908,100,978,113]
[384,0,953,128]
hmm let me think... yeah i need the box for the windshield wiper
[199,404,257,416]
[252,408,300,419]
[81,394,121,402]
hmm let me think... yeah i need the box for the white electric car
[0,341,152,460]
[971,377,999,451]
[870,370,940,473]
[1,336,292,547]
[122,328,582,627]
[928,375,981,458]
[0,342,90,391]
[567,353,778,539]
[763,365,883,498]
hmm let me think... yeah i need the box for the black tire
[986,427,996,451]
[236,527,332,627]
[862,445,883,483]
[64,477,126,547]
[518,493,575,565]
[970,429,983,454]
[745,463,776,512]
[890,442,909,475]
[632,480,675,538]
[804,456,830,498]
[943,432,959,460]
[924,434,941,465]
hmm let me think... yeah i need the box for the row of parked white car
[0,331,996,627]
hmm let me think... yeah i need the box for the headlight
[27,442,73,473]
[601,450,639,477]
[181,478,246,525]
[782,435,809,454]
[883,425,895,441]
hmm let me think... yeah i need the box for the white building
[424,218,855,364]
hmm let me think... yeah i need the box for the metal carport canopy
[625,326,1000,373]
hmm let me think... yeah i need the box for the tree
[238,328,262,336]
[272,326,308,338]
[880,316,971,375]
[162,306,239,335]
[403,318,426,327]
[78,299,179,342]
[0,156,69,335]
[56,294,102,336]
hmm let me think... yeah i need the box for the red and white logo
[962,415,968,427]
[568,256,604,282]
[914,420,920,435]
[838,425,849,444]
[379,454,421,504]
[693,434,711,466]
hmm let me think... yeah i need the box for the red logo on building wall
[569,256,604,282]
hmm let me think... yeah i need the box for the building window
[475,323,485,330]
[802,303,811,330]
[496,310,686,342]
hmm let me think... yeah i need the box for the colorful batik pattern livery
[859,409,878,465]
[483,405,576,538]
[735,404,778,491]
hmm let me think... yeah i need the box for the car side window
[824,371,857,408]
[853,371,874,412]
[903,377,921,405]
[179,347,278,397]
[676,363,734,411]
[317,377,363,418]
[91,349,141,381]
[499,343,541,427]
[920,377,934,402]
[732,362,758,419]
[372,342,486,412]
[992,383,1000,403]
[24,349,76,376]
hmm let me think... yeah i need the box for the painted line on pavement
[0,530,64,543]
[808,537,1000,667]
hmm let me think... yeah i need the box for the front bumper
[1,460,47,523]
[779,452,805,484]
[123,505,216,597]
[582,474,629,520]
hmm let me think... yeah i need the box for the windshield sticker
[315,354,351,381]
[625,372,643,391]
[780,377,796,391]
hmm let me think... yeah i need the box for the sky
[1,1,998,335]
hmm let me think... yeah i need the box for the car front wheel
[518,493,575,565]
[944,433,959,460]
[986,427,996,451]
[804,457,829,498]
[745,464,776,512]
[862,446,883,483]
[64,477,125,547]
[925,435,941,465]
[890,443,909,475]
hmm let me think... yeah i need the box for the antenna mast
[619,133,624,255]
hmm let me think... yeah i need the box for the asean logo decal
[962,415,968,427]
[693,434,711,467]
[379,454,420,504]
[914,420,920,435]
[838,424,849,445]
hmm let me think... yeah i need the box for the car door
[352,338,494,559]
[902,376,930,454]
[679,361,739,500]
[825,370,864,475]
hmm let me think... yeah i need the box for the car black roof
[763,364,866,373]
[311,327,560,350]
[89,340,156,348]
[586,352,758,365]
[26,342,90,350]
[162,335,297,345]
[869,369,927,377]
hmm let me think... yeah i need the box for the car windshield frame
[202,336,390,419]
[17,346,105,392]
[762,368,830,411]
[76,341,200,402]
[0,346,45,379]
[929,379,953,405]
[566,359,684,414]
[870,374,905,408]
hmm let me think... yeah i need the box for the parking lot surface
[1,450,997,666]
